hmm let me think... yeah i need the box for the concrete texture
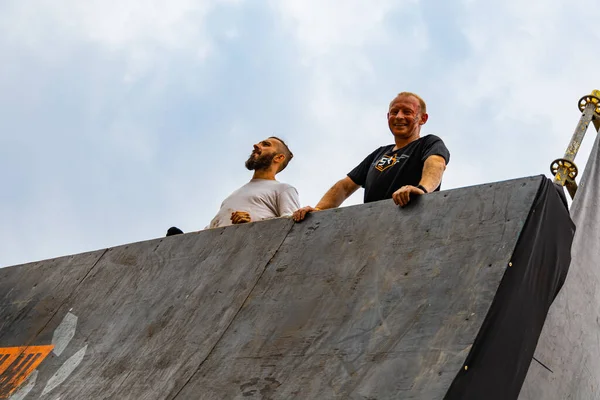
[0,177,543,399]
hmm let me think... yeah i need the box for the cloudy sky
[1,0,598,267]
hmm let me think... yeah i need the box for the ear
[274,154,285,164]
[420,113,429,125]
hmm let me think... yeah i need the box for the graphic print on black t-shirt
[374,154,409,172]
[347,134,450,203]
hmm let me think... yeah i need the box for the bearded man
[206,137,300,228]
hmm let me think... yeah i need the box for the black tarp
[444,177,575,400]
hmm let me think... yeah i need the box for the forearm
[419,155,446,192]
[316,178,359,209]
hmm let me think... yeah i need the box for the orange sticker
[0,345,54,399]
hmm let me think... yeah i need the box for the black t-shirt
[347,134,450,203]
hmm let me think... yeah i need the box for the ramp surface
[0,176,571,399]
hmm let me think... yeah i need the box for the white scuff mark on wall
[41,345,87,396]
[51,313,78,356]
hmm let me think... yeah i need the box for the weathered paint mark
[0,345,54,399]
[41,345,87,396]
[52,313,78,356]
[7,370,36,400]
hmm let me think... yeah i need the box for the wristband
[417,184,428,193]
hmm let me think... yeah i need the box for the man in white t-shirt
[208,136,300,228]
[167,137,299,235]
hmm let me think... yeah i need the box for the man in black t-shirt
[293,91,450,222]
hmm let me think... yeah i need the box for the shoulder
[419,134,450,163]
[273,181,298,193]
[419,134,449,152]
[420,134,446,144]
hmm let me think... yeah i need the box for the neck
[393,132,420,151]
[252,169,277,180]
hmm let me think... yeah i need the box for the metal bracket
[578,93,600,116]
[550,158,578,181]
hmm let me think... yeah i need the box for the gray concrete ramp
[0,250,105,347]
[1,221,294,399]
[0,176,569,399]
[176,178,540,399]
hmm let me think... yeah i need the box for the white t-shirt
[209,179,301,228]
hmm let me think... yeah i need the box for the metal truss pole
[551,90,600,199]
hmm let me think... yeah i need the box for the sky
[0,0,599,268]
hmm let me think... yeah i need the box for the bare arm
[392,155,447,206]
[293,176,360,221]
[316,176,360,209]
[419,155,447,193]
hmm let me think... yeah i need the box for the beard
[245,151,276,171]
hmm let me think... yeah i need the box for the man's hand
[292,206,319,222]
[392,185,425,207]
[231,211,251,224]
[291,177,359,223]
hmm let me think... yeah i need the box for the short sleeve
[347,147,384,187]
[421,135,450,165]
[277,186,301,217]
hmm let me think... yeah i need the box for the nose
[253,144,260,152]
